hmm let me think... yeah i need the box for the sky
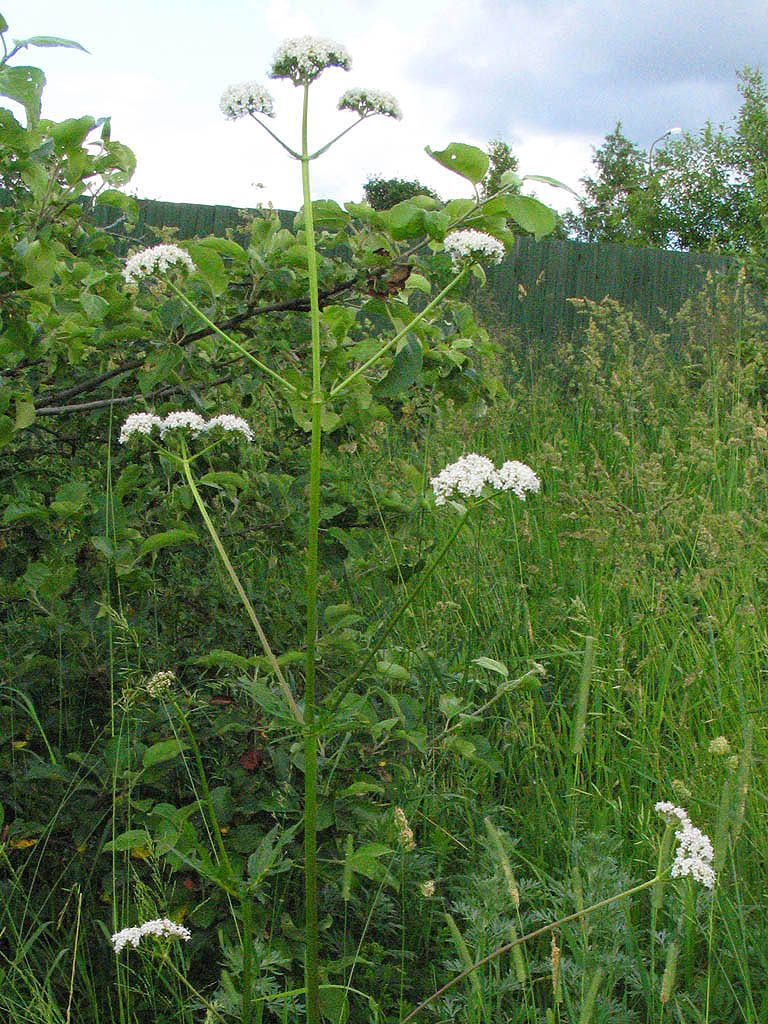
[4,0,767,216]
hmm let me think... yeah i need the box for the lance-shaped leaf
[14,35,89,53]
[426,142,489,185]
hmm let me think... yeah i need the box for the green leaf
[14,398,35,430]
[472,656,509,677]
[17,35,89,53]
[138,527,198,558]
[45,115,95,150]
[374,334,422,398]
[188,243,227,296]
[376,660,411,681]
[143,738,187,768]
[505,195,557,240]
[103,829,152,853]
[199,470,247,491]
[523,173,579,197]
[426,142,489,185]
[423,209,451,241]
[387,200,425,240]
[20,239,58,286]
[0,16,8,33]
[0,64,45,123]
[405,272,431,294]
[195,236,247,262]
[95,189,138,220]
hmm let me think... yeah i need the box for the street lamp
[648,126,681,173]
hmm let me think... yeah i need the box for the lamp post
[648,126,681,174]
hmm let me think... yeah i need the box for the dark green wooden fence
[87,197,736,343]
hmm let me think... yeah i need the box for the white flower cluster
[269,35,351,85]
[338,87,401,120]
[430,453,540,507]
[145,669,175,697]
[123,244,196,286]
[444,230,505,272]
[219,81,276,120]
[112,917,192,955]
[119,411,254,445]
[655,801,716,889]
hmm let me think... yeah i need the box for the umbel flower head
[338,87,401,120]
[444,230,505,272]
[119,410,254,446]
[145,669,175,697]
[269,35,351,85]
[112,917,191,955]
[655,801,716,889]
[220,81,276,120]
[430,453,540,507]
[123,244,196,286]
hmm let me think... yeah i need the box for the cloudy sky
[4,0,765,215]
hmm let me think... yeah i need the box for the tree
[562,123,665,245]
[481,138,519,198]
[363,174,439,209]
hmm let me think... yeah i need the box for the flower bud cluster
[112,917,191,954]
[269,35,351,85]
[220,81,275,120]
[444,230,505,272]
[123,244,196,286]
[655,801,716,889]
[145,669,175,697]
[394,806,416,851]
[338,88,401,120]
[119,411,254,446]
[430,453,540,507]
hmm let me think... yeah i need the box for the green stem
[167,280,298,394]
[329,268,468,398]
[325,502,475,717]
[181,456,304,726]
[399,876,661,1024]
[242,897,254,1024]
[300,80,323,1024]
[170,697,233,879]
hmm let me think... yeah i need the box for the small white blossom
[492,460,541,500]
[202,414,255,443]
[338,87,401,119]
[160,411,207,437]
[112,917,191,954]
[420,879,436,897]
[430,453,497,506]
[269,36,351,85]
[119,412,163,445]
[444,230,505,272]
[655,801,716,889]
[145,670,175,697]
[123,244,196,286]
[219,81,275,120]
[708,736,731,756]
[430,453,539,507]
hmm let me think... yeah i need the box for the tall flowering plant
[117,33,566,1024]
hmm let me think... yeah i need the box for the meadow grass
[1,281,765,1023]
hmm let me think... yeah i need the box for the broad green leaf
[20,239,58,286]
[443,198,475,221]
[294,199,349,232]
[195,236,247,261]
[138,527,198,558]
[505,195,557,240]
[50,481,90,516]
[17,35,89,53]
[95,189,138,220]
[199,470,247,491]
[340,780,384,797]
[14,398,35,430]
[143,738,188,768]
[500,170,523,191]
[45,115,95,150]
[188,243,227,296]
[375,334,422,398]
[423,209,451,241]
[472,656,509,678]
[0,15,8,33]
[387,200,425,240]
[405,272,431,294]
[0,64,45,123]
[426,142,489,185]
[376,660,411,681]
[104,829,152,853]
